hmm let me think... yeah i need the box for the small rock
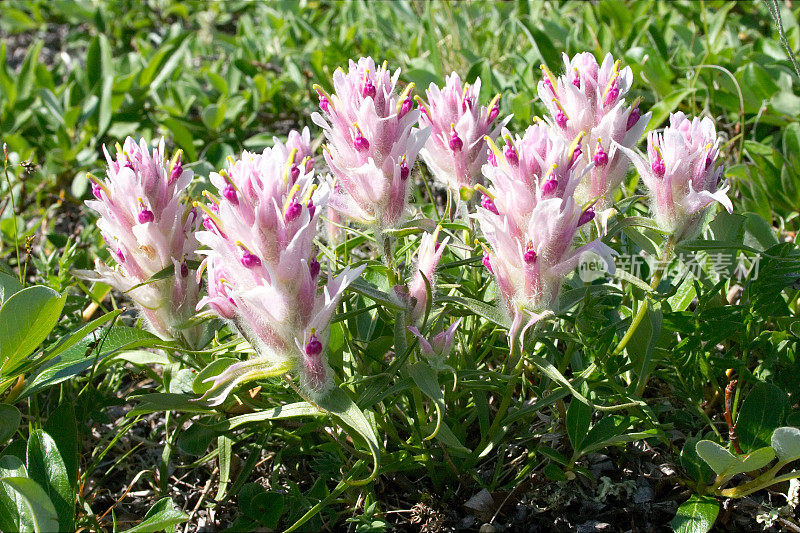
[479,523,499,533]
[633,479,654,504]
[576,520,610,533]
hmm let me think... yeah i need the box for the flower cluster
[538,52,651,207]
[82,137,201,344]
[476,123,616,337]
[312,57,429,230]
[195,136,364,401]
[615,112,732,241]
[417,73,509,193]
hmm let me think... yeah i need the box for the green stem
[381,233,398,287]
[2,144,22,283]
[612,235,676,357]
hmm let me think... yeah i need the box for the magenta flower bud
[399,96,413,119]
[604,83,620,108]
[91,182,103,199]
[180,262,189,278]
[449,126,463,152]
[488,102,500,122]
[578,208,595,226]
[555,111,568,128]
[542,178,558,196]
[523,248,537,264]
[353,126,370,151]
[504,144,518,165]
[115,248,125,263]
[317,91,330,112]
[543,77,554,94]
[481,194,499,215]
[291,164,300,180]
[362,78,376,99]
[138,209,155,224]
[593,147,608,167]
[305,334,323,356]
[482,253,493,273]
[572,73,581,88]
[487,148,497,166]
[307,197,316,218]
[222,184,238,205]
[170,160,182,184]
[627,106,641,131]
[309,256,320,278]
[285,197,302,222]
[203,217,215,231]
[651,157,665,176]
[400,157,410,181]
[572,146,582,164]
[241,252,261,268]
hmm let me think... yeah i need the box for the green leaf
[317,388,380,485]
[42,402,78,490]
[695,440,739,476]
[239,484,284,529]
[579,415,633,455]
[127,393,213,416]
[0,457,29,533]
[771,427,800,463]
[0,272,22,304]
[566,396,593,454]
[201,102,226,130]
[0,404,21,444]
[736,382,789,453]
[120,497,189,533]
[26,430,72,531]
[671,494,719,533]
[645,88,697,133]
[215,435,232,501]
[0,477,59,533]
[439,295,511,328]
[680,437,714,483]
[409,361,444,441]
[0,286,67,372]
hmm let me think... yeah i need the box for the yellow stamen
[193,201,224,230]
[540,64,558,92]
[567,132,585,161]
[474,184,494,199]
[484,136,504,162]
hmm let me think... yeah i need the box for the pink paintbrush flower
[538,52,651,207]
[408,318,461,371]
[417,73,510,192]
[406,227,450,325]
[80,137,201,344]
[615,112,733,241]
[196,144,364,403]
[312,57,430,230]
[476,125,616,338]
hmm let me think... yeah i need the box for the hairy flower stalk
[476,123,616,339]
[80,137,201,344]
[311,57,430,231]
[196,144,364,404]
[615,112,733,242]
[538,52,651,207]
[417,73,510,194]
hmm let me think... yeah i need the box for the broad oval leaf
[0,286,67,372]
[671,494,719,533]
[1,477,59,533]
[0,404,21,444]
[26,430,72,531]
[736,382,789,453]
[772,426,800,463]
